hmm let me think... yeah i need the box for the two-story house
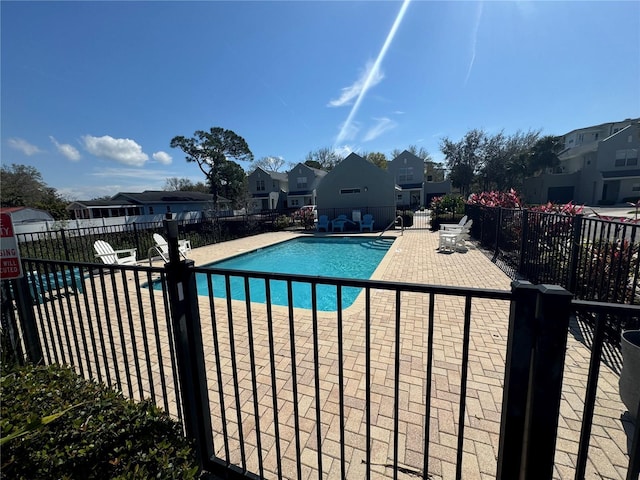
[247,168,288,212]
[523,118,640,205]
[388,150,425,209]
[286,163,326,208]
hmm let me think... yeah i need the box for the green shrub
[1,363,199,479]
[274,214,291,230]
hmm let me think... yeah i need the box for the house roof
[397,182,424,189]
[0,206,54,222]
[252,167,288,182]
[559,142,598,160]
[114,190,214,203]
[601,123,635,143]
[601,169,640,179]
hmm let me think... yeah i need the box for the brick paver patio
[184,228,635,479]
[31,227,636,479]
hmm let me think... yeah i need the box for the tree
[527,135,562,175]
[170,127,253,209]
[362,152,388,170]
[218,161,249,208]
[440,129,485,197]
[0,164,69,219]
[304,160,323,170]
[163,177,209,193]
[248,156,287,173]
[304,147,344,171]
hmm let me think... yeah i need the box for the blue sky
[2,1,639,200]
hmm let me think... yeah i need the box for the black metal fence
[466,205,640,333]
[4,224,639,479]
[14,213,282,263]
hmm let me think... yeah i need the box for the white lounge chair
[440,215,468,231]
[438,220,472,252]
[360,214,375,232]
[151,233,191,263]
[94,240,137,265]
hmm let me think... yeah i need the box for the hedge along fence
[0,363,199,479]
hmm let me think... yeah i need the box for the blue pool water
[196,236,394,311]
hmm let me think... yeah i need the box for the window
[257,180,265,191]
[398,167,414,182]
[149,207,154,214]
[290,199,299,206]
[427,175,433,181]
[615,149,638,166]
[397,194,403,201]
[633,184,640,192]
[296,176,307,189]
[594,133,599,140]
[340,188,361,194]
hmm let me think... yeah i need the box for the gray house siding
[316,153,396,228]
[287,163,326,208]
[523,120,640,205]
[248,168,288,212]
[389,151,425,208]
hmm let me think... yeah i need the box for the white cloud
[363,117,397,142]
[153,151,172,165]
[82,135,148,167]
[49,136,81,161]
[328,61,384,108]
[7,137,43,156]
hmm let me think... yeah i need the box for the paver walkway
[184,229,634,479]
[31,227,635,479]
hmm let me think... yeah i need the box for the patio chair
[440,215,468,231]
[317,215,330,232]
[438,222,472,252]
[360,214,375,232]
[332,214,351,232]
[151,233,191,263]
[94,240,137,265]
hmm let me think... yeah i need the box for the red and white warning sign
[0,213,23,280]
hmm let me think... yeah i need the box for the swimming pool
[196,236,395,311]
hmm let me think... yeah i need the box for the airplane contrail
[335,0,412,145]
[465,1,484,86]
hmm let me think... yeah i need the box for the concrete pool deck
[179,229,634,479]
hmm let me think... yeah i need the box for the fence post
[60,229,70,261]
[525,284,573,479]
[163,219,213,471]
[518,209,529,276]
[497,282,573,479]
[493,207,503,260]
[132,223,140,258]
[566,214,583,293]
[12,276,44,364]
[497,280,538,479]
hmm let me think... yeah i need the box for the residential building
[388,150,425,208]
[316,153,396,228]
[286,163,327,209]
[247,168,288,212]
[523,118,640,205]
[68,190,223,219]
